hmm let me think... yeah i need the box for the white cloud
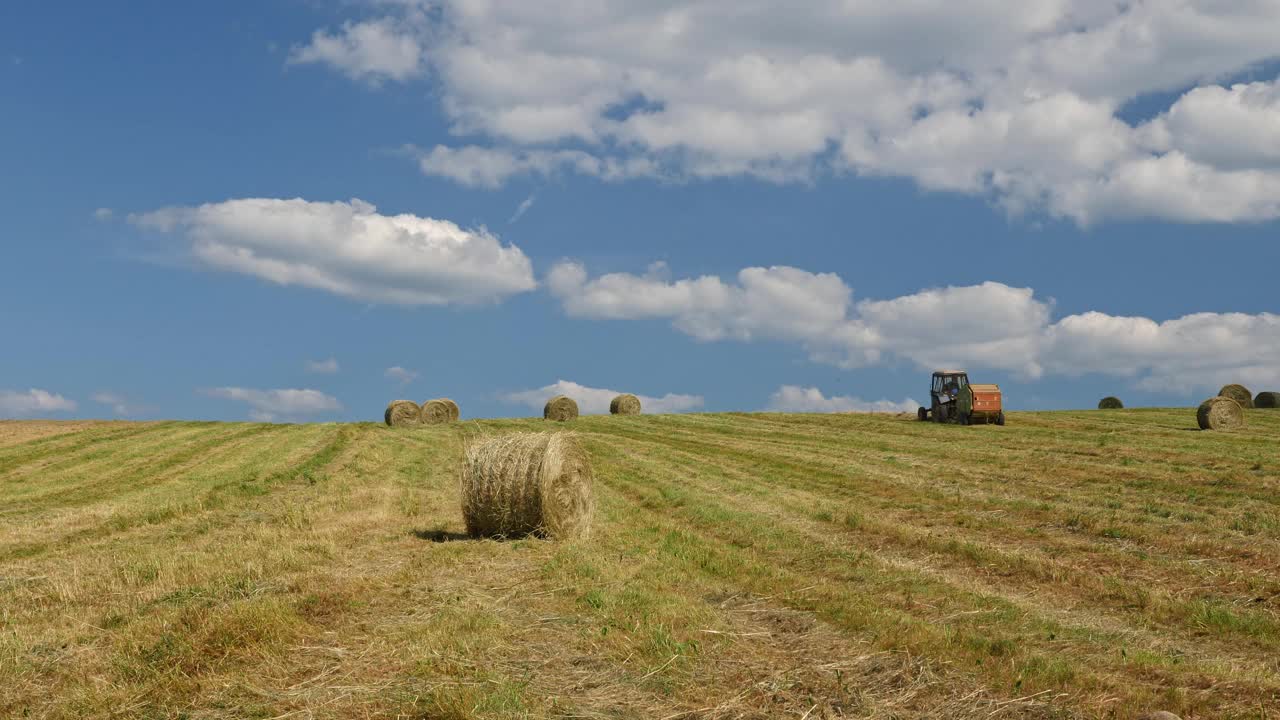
[301,1,1280,224]
[288,18,424,83]
[130,198,536,305]
[548,261,852,346]
[853,283,1051,378]
[550,261,1280,394]
[203,387,342,421]
[414,145,590,188]
[503,379,703,415]
[385,366,418,386]
[412,145,657,188]
[93,207,113,221]
[1143,81,1280,172]
[306,358,340,374]
[0,389,76,417]
[1044,311,1280,392]
[767,386,919,414]
[509,194,536,224]
[91,391,140,417]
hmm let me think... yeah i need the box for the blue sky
[2,1,1278,422]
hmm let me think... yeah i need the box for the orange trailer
[916,370,1004,426]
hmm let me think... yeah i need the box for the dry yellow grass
[1,409,1278,719]
[0,419,118,447]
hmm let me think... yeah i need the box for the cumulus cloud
[1142,81,1280,172]
[288,17,424,83]
[412,145,657,188]
[130,198,536,305]
[300,2,1280,224]
[203,387,342,422]
[93,207,113,221]
[306,358,340,374]
[767,386,920,414]
[503,379,703,415]
[549,261,1280,393]
[548,261,1044,374]
[384,366,418,386]
[0,389,76,417]
[91,391,142,417]
[1044,311,1280,392]
[548,260,853,345]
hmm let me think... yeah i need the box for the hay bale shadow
[411,528,473,543]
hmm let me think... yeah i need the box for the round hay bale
[385,400,421,427]
[461,432,594,540]
[1197,396,1244,431]
[609,393,642,415]
[1254,391,1280,409]
[1097,396,1124,410]
[420,399,454,425]
[543,395,579,422]
[1218,383,1254,409]
[441,398,460,421]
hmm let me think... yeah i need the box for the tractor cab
[932,370,969,404]
[923,370,968,422]
[917,370,1005,425]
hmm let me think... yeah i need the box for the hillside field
[1,410,1278,719]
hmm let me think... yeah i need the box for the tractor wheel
[917,407,928,422]
[996,411,1005,426]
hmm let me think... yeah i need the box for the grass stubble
[0,408,1277,718]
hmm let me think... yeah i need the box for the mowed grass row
[0,410,1277,718]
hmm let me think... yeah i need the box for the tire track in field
[0,425,349,563]
[588,422,1280,659]
[3,423,287,518]
[0,422,180,477]
[588,435,1276,719]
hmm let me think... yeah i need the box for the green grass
[1,409,1278,718]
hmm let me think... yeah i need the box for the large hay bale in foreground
[1255,391,1280,409]
[1218,384,1254,409]
[420,399,455,425]
[1197,396,1244,431]
[544,395,579,422]
[1097,396,1124,410]
[610,393,642,415]
[385,400,421,427]
[441,398,460,421]
[461,432,594,540]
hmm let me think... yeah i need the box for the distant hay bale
[1097,396,1124,410]
[441,398,460,421]
[1254,391,1280,409]
[461,432,594,540]
[420,399,455,425]
[1218,384,1254,409]
[543,395,579,422]
[610,393,642,415]
[1197,396,1244,431]
[385,400,421,427]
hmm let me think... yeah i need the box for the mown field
[1,410,1278,719]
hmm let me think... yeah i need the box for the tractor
[916,370,1004,425]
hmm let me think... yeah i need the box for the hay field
[1,410,1278,718]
